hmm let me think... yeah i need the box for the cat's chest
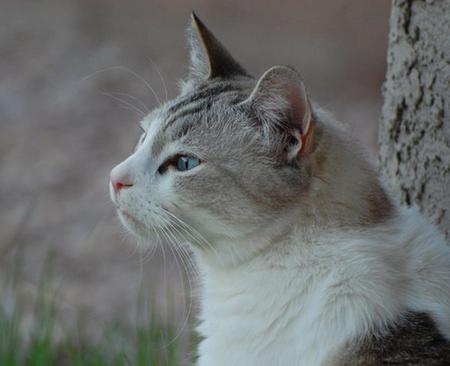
[196,268,347,366]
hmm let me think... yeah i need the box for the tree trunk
[379,0,450,240]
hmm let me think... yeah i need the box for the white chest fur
[194,209,450,366]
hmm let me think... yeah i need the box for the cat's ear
[244,66,314,157]
[187,12,248,80]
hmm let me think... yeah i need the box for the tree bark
[379,0,450,240]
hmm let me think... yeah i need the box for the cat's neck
[193,181,394,271]
[192,209,300,269]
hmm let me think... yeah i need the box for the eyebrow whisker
[81,65,162,106]
[107,91,151,114]
[148,57,169,102]
[101,91,147,118]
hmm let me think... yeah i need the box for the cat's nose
[110,167,134,192]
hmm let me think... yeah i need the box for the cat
[109,13,450,366]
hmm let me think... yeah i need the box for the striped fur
[328,313,450,366]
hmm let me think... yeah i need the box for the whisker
[108,91,151,114]
[157,214,199,278]
[157,219,195,347]
[164,222,199,279]
[148,57,169,102]
[101,91,146,118]
[162,210,207,246]
[162,209,224,267]
[159,227,168,321]
[81,65,162,106]
[141,240,158,264]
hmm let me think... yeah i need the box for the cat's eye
[158,155,201,174]
[176,156,200,171]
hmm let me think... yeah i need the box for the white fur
[193,207,450,366]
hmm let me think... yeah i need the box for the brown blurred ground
[0,0,390,338]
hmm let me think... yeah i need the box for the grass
[1,317,178,366]
[0,207,186,366]
[0,287,180,366]
[0,254,181,366]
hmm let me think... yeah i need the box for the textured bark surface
[380,0,450,239]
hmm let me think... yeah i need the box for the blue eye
[158,154,201,174]
[177,155,201,171]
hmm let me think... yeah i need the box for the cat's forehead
[141,79,253,144]
[165,79,251,121]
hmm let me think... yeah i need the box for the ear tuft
[187,12,248,80]
[243,66,314,157]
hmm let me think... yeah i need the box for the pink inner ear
[285,81,311,135]
[283,80,313,156]
[244,66,313,150]
[299,117,313,155]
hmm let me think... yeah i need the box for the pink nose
[110,169,134,192]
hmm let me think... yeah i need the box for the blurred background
[0,0,390,359]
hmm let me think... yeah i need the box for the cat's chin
[117,208,151,239]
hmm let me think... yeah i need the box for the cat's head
[109,14,389,263]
